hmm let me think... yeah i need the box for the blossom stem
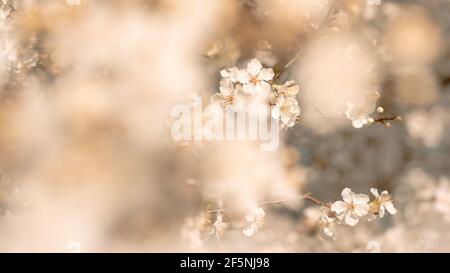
[373,115,400,124]
[283,0,341,70]
[207,193,330,213]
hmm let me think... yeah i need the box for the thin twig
[283,48,303,70]
[303,193,331,208]
[207,193,329,213]
[283,0,341,70]
[373,115,400,124]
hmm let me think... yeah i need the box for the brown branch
[303,193,331,208]
[373,115,401,124]
[207,193,330,213]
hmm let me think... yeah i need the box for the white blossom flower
[220,66,240,83]
[316,208,336,240]
[345,102,371,129]
[242,206,266,237]
[218,78,235,97]
[181,218,204,248]
[271,94,301,127]
[331,188,369,226]
[237,59,274,96]
[209,213,230,239]
[370,188,397,218]
[211,78,240,106]
[366,241,381,253]
[273,80,299,97]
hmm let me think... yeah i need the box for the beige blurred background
[0,0,449,252]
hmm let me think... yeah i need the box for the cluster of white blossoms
[181,206,267,247]
[180,53,401,245]
[0,0,16,20]
[345,101,400,129]
[211,58,301,128]
[345,102,374,129]
[181,187,397,245]
[316,187,397,240]
[271,81,301,127]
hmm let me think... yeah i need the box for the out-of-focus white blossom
[370,188,397,218]
[331,188,369,226]
[242,206,266,237]
[209,213,230,239]
[181,217,205,248]
[66,0,81,6]
[0,0,17,21]
[345,102,371,128]
[435,178,450,219]
[220,67,241,83]
[296,32,380,132]
[273,80,300,97]
[405,107,446,148]
[255,40,278,67]
[366,241,381,253]
[316,208,336,241]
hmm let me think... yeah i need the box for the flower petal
[285,85,299,96]
[341,188,353,203]
[379,205,385,218]
[285,97,301,115]
[353,204,369,217]
[370,188,380,198]
[255,207,266,219]
[331,201,348,215]
[275,95,285,107]
[345,102,355,120]
[271,106,280,119]
[281,113,296,127]
[220,67,239,82]
[247,59,262,76]
[219,79,234,96]
[255,81,271,94]
[258,68,274,81]
[211,93,225,105]
[243,224,257,237]
[345,213,360,226]
[353,193,370,205]
[242,83,256,95]
[236,69,250,84]
[384,202,397,215]
[352,119,365,129]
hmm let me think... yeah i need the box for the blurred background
[0,0,449,252]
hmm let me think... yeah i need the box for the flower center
[250,76,258,85]
[280,105,289,114]
[347,203,355,211]
[224,95,234,105]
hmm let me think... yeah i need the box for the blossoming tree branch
[179,0,402,244]
[181,57,399,242]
